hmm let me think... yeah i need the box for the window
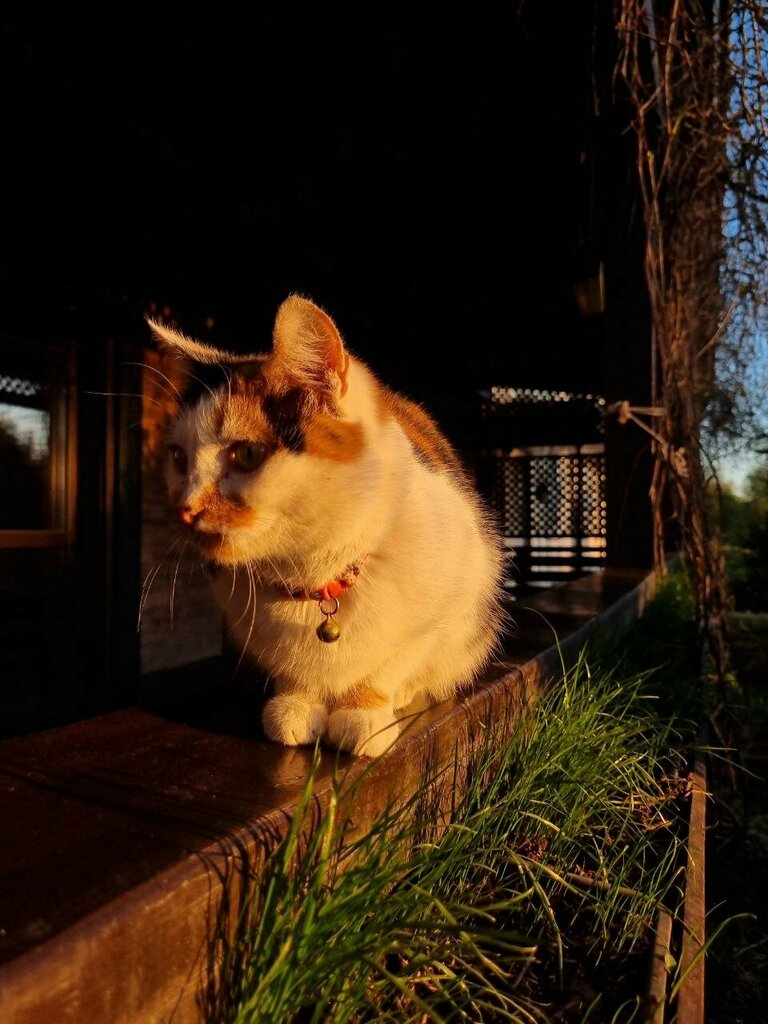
[0,335,73,544]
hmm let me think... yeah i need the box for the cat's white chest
[212,570,361,689]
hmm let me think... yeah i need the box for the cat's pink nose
[178,505,203,527]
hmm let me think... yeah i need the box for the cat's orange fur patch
[334,682,389,710]
[377,387,464,474]
[191,485,255,531]
[217,389,272,444]
[303,414,365,462]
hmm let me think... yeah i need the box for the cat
[148,295,506,757]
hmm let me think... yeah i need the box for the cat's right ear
[271,296,350,399]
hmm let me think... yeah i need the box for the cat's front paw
[325,708,400,758]
[262,695,328,746]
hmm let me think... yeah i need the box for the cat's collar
[283,560,363,603]
[280,559,366,644]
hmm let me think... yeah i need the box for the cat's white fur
[150,296,505,757]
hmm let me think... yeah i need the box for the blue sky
[714,449,761,497]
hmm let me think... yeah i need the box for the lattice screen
[480,388,608,589]
[488,446,607,587]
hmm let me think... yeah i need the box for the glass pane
[0,370,55,529]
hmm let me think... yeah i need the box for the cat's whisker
[222,365,234,421]
[228,548,255,671]
[277,549,307,594]
[139,558,167,621]
[138,566,163,628]
[125,361,185,405]
[140,561,177,622]
[183,369,217,402]
[145,530,186,572]
[231,543,255,628]
[236,559,259,675]
[138,534,186,631]
[239,536,302,593]
[224,536,253,622]
[264,554,295,599]
[169,539,190,628]
[83,390,166,410]
[227,563,238,604]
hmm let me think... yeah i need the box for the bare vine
[615,0,768,680]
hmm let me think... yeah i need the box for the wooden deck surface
[0,567,651,1024]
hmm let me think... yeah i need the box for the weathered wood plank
[0,568,655,1024]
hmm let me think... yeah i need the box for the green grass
[212,591,699,1023]
[587,570,702,735]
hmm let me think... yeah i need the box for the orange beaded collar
[285,561,362,603]
[282,560,365,643]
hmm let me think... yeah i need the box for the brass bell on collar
[317,618,341,643]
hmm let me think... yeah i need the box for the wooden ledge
[0,568,656,1024]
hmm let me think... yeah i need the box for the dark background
[0,6,656,735]
[0,8,616,408]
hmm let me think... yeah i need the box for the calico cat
[148,296,506,757]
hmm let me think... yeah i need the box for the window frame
[0,334,76,550]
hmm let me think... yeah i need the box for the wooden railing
[0,567,703,1024]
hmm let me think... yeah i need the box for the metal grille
[491,458,526,535]
[0,375,41,399]
[581,455,606,536]
[479,388,608,591]
[529,456,577,536]
[489,446,607,588]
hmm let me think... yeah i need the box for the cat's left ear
[271,295,350,398]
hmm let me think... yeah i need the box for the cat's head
[147,295,374,569]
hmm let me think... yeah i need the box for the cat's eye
[228,440,268,473]
[168,444,188,475]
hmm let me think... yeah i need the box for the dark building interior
[0,6,655,736]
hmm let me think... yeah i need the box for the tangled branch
[615,0,768,679]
